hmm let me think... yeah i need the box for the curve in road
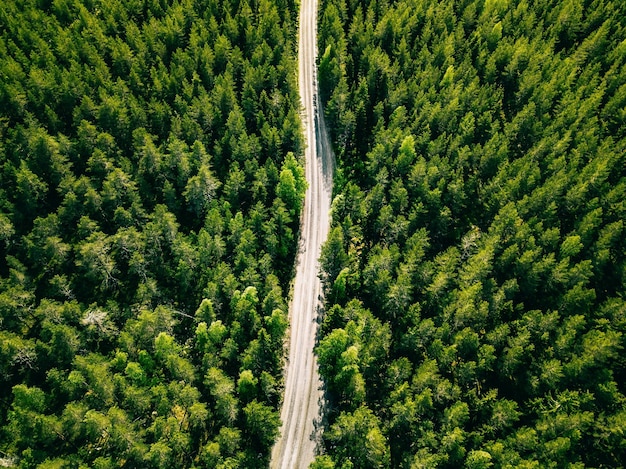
[270,0,334,465]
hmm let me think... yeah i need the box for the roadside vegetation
[0,0,305,467]
[315,0,626,467]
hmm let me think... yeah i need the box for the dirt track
[269,0,334,466]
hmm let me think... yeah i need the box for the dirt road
[270,0,334,466]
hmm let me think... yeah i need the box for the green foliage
[277,152,307,217]
[325,406,390,468]
[0,0,302,466]
[317,0,626,466]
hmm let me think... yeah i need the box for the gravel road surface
[270,0,334,465]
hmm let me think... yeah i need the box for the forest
[1,0,626,468]
[0,0,305,467]
[313,0,626,467]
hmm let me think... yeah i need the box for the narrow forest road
[270,0,334,466]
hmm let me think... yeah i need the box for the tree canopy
[0,0,304,466]
[315,0,626,467]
